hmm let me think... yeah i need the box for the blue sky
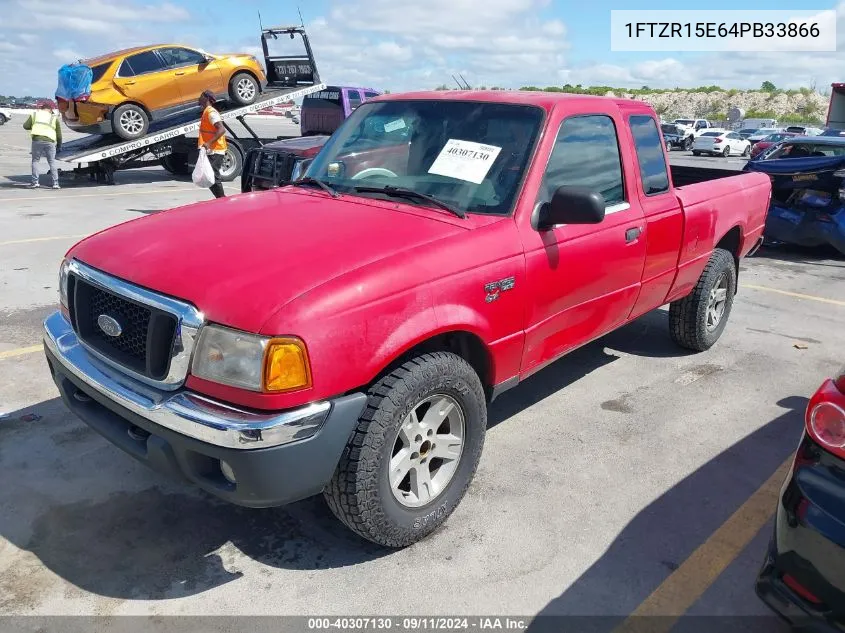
[0,0,842,97]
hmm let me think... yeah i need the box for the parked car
[785,125,824,136]
[737,127,759,140]
[748,127,784,144]
[58,44,267,140]
[661,123,686,150]
[240,134,329,192]
[42,90,771,548]
[744,136,845,255]
[0,105,11,125]
[300,85,381,136]
[756,365,845,629]
[750,132,799,158]
[672,118,714,147]
[692,130,752,157]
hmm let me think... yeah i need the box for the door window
[347,90,363,111]
[539,114,626,207]
[118,51,165,77]
[158,47,206,69]
[629,115,669,195]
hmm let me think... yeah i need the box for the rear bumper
[43,311,367,507]
[755,434,845,631]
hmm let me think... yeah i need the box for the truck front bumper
[43,311,367,508]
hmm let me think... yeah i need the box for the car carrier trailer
[54,25,326,185]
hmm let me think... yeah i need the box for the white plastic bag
[192,147,215,188]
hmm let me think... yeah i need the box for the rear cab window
[629,115,669,195]
[539,114,626,209]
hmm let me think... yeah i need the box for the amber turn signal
[262,338,311,392]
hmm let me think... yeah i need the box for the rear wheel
[217,145,244,181]
[722,146,730,157]
[112,103,149,140]
[683,136,692,151]
[160,153,191,175]
[229,73,259,106]
[324,352,487,548]
[0,114,7,125]
[692,151,701,156]
[743,144,751,157]
[669,248,737,352]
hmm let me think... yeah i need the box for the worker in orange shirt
[198,90,227,198]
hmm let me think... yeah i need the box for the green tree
[761,81,776,92]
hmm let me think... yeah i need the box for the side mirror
[534,186,606,231]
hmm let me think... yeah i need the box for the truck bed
[670,165,744,187]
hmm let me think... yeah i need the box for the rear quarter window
[629,115,669,195]
[90,62,111,83]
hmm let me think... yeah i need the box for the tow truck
[55,25,326,185]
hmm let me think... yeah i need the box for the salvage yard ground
[1,120,843,626]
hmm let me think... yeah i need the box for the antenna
[452,75,463,90]
[459,73,470,89]
[298,6,304,26]
[258,10,263,30]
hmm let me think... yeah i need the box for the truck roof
[373,89,655,113]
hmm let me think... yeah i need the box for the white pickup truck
[673,118,714,149]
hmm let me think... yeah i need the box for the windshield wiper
[289,176,340,198]
[354,185,466,219]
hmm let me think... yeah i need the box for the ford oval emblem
[97,314,123,338]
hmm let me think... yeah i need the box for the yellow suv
[60,45,267,140]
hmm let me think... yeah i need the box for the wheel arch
[370,329,495,401]
[715,224,743,292]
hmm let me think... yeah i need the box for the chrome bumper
[43,311,330,450]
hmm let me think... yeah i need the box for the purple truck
[300,85,381,136]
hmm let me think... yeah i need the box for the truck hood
[68,188,468,333]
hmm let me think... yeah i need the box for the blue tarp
[744,154,845,174]
[55,64,93,101]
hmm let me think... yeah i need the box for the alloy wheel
[389,394,465,508]
[119,109,145,135]
[236,78,256,101]
[705,272,729,331]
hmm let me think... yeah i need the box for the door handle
[124,80,136,85]
[625,227,642,242]
[175,71,185,75]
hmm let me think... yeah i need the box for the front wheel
[743,145,751,157]
[324,352,487,548]
[669,248,737,352]
[683,137,692,151]
[229,73,259,106]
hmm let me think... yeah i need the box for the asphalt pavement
[1,119,843,629]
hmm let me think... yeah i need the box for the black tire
[160,153,191,175]
[722,146,730,157]
[683,137,692,151]
[692,151,701,156]
[229,72,259,106]
[669,248,737,352]
[743,145,751,157]
[112,103,149,140]
[0,114,7,125]
[217,145,244,182]
[324,352,487,548]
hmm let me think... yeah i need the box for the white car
[692,130,751,157]
[0,106,12,125]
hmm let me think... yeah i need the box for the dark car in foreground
[661,123,687,150]
[756,366,845,631]
[744,137,845,255]
[240,134,329,192]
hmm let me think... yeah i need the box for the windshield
[674,119,693,125]
[764,142,845,159]
[303,99,544,216]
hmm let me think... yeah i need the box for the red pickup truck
[43,90,771,548]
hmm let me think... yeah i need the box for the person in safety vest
[198,90,227,198]
[23,101,62,189]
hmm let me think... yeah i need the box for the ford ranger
[43,91,772,548]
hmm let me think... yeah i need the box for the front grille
[246,149,298,190]
[69,274,178,380]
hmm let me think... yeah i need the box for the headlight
[59,258,70,308]
[191,324,311,393]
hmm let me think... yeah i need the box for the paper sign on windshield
[427,139,502,184]
[384,119,406,133]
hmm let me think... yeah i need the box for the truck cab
[300,85,382,136]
